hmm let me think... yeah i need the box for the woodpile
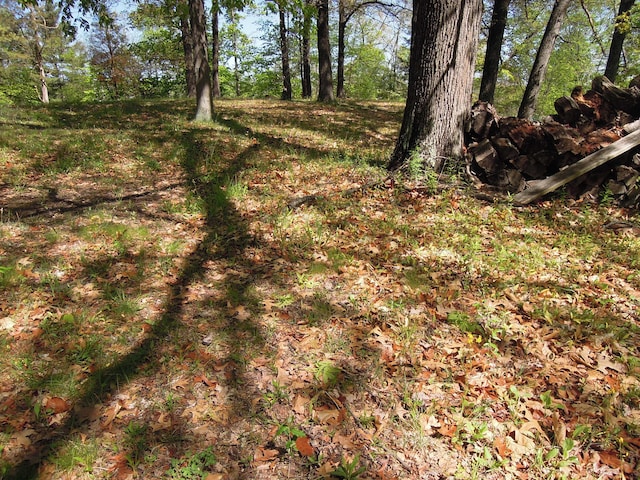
[466,75,640,206]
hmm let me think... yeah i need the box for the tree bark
[388,0,482,172]
[479,0,510,104]
[337,0,347,98]
[301,0,313,98]
[211,0,221,98]
[316,0,334,102]
[278,0,292,100]
[604,0,636,83]
[179,0,196,98]
[517,0,571,120]
[189,0,213,121]
[32,29,49,103]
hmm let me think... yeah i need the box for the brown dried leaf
[254,446,280,462]
[45,396,70,414]
[296,436,314,456]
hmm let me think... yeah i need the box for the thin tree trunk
[301,0,312,98]
[316,0,334,102]
[604,0,636,83]
[517,0,571,120]
[38,62,49,103]
[189,0,213,121]
[211,1,221,98]
[33,27,49,104]
[278,1,292,100]
[229,8,241,97]
[479,0,510,103]
[180,1,196,98]
[337,0,346,98]
[388,0,482,172]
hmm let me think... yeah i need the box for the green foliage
[274,417,307,454]
[331,454,366,480]
[167,447,217,480]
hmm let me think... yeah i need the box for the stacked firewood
[466,76,640,206]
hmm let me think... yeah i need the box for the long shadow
[2,122,268,479]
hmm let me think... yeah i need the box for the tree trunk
[316,0,334,102]
[479,0,510,104]
[278,1,292,100]
[180,1,196,98]
[189,0,213,121]
[517,0,571,120]
[388,0,482,172]
[211,1,221,98]
[301,0,313,98]
[229,8,241,97]
[337,0,346,98]
[32,27,49,104]
[604,0,636,83]
[38,62,50,104]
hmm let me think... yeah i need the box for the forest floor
[0,98,639,480]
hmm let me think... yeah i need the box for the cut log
[469,101,499,141]
[513,128,640,205]
[491,137,519,163]
[554,95,582,125]
[472,139,500,173]
[592,76,640,116]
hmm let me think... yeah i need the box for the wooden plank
[513,128,640,205]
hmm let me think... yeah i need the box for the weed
[262,380,289,406]
[49,437,99,473]
[274,293,295,308]
[331,454,366,480]
[167,447,217,480]
[123,421,150,469]
[358,412,376,429]
[274,418,307,454]
[314,360,342,387]
[0,265,23,288]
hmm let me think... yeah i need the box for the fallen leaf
[254,447,280,462]
[45,397,70,414]
[597,450,617,465]
[438,423,457,437]
[234,305,251,321]
[296,436,314,456]
[293,394,310,415]
[194,374,216,387]
[493,436,511,457]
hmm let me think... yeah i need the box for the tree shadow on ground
[1,119,277,478]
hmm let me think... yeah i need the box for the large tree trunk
[316,0,334,102]
[301,0,313,98]
[278,1,292,100]
[517,0,570,120]
[189,0,213,121]
[179,1,196,98]
[388,0,482,172]
[211,1,221,98]
[604,0,636,83]
[337,0,346,99]
[479,0,510,104]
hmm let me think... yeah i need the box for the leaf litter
[0,98,638,479]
